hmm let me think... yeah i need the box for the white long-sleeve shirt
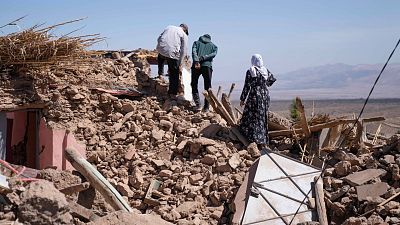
[156,25,188,65]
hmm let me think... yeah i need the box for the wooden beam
[68,200,99,222]
[207,89,236,126]
[295,97,311,137]
[65,148,133,212]
[314,177,328,225]
[221,93,237,123]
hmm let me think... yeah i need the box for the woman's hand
[240,100,245,107]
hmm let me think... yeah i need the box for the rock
[175,201,199,218]
[189,174,203,185]
[160,170,173,178]
[152,129,165,141]
[343,169,387,186]
[334,161,352,177]
[342,217,367,225]
[199,124,222,138]
[331,202,346,217]
[86,211,174,225]
[367,214,387,225]
[381,155,395,165]
[122,102,136,113]
[216,163,232,173]
[330,185,350,201]
[247,143,260,158]
[19,180,73,225]
[124,148,136,160]
[356,182,389,201]
[228,153,241,169]
[112,132,127,141]
[129,167,144,188]
[116,183,134,197]
[194,137,216,146]
[160,120,173,131]
[152,159,165,168]
[201,154,217,165]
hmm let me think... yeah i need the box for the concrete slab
[356,182,389,201]
[343,169,387,186]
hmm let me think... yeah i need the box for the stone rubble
[1,48,400,225]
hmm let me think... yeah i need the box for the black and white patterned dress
[239,69,276,144]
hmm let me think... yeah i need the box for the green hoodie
[192,34,218,68]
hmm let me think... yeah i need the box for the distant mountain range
[221,63,400,100]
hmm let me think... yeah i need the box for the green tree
[290,99,300,121]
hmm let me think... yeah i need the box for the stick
[372,123,382,145]
[228,83,236,99]
[314,176,328,225]
[65,148,133,212]
[216,86,222,99]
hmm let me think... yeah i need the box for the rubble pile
[324,135,400,225]
[1,21,399,225]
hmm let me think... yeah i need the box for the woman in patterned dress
[239,54,276,147]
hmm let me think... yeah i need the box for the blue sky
[1,0,399,83]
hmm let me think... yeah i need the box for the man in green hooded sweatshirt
[191,34,218,112]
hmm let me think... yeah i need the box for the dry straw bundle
[0,18,103,68]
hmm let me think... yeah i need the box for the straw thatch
[0,18,102,68]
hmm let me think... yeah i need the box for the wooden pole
[228,83,236,99]
[314,176,328,225]
[65,148,133,212]
[216,86,222,98]
[295,97,311,138]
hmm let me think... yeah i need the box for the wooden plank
[221,93,237,123]
[68,200,99,221]
[314,177,328,225]
[232,126,249,146]
[207,89,236,126]
[65,148,133,212]
[295,97,311,137]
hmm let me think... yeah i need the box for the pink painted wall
[6,112,27,146]
[39,119,86,170]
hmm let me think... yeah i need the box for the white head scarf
[249,54,269,78]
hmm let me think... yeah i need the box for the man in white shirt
[156,24,189,96]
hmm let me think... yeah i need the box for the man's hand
[240,100,245,107]
[195,62,200,69]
